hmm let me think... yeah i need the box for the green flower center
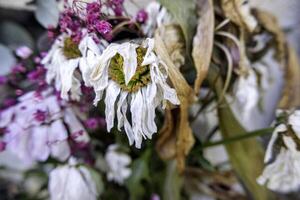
[63,37,82,59]
[108,47,151,92]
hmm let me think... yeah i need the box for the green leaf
[206,65,274,200]
[125,150,151,200]
[163,160,182,200]
[158,0,197,53]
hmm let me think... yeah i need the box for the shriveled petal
[289,110,300,138]
[116,91,128,131]
[31,126,50,161]
[141,38,157,66]
[264,124,287,163]
[64,108,90,144]
[105,81,121,132]
[60,58,80,100]
[130,90,144,148]
[118,42,138,85]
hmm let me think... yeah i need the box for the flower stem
[201,127,274,149]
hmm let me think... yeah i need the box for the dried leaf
[156,106,176,160]
[160,24,186,68]
[155,29,195,172]
[184,167,247,200]
[192,0,214,93]
[279,47,300,108]
[254,10,286,64]
[221,0,257,32]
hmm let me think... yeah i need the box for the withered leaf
[279,47,300,108]
[156,105,177,160]
[192,0,214,93]
[160,24,186,68]
[254,9,286,64]
[221,0,257,32]
[154,29,195,172]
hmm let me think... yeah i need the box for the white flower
[0,89,89,164]
[49,158,99,200]
[90,38,179,148]
[42,32,105,101]
[234,69,259,121]
[105,144,131,185]
[142,2,172,37]
[257,111,300,193]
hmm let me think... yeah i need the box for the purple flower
[136,9,148,23]
[84,118,99,130]
[95,20,112,35]
[15,89,24,96]
[110,0,124,6]
[86,2,101,14]
[33,109,48,122]
[15,46,33,59]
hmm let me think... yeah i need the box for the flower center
[63,37,82,59]
[108,47,151,92]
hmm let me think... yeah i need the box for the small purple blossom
[33,109,48,122]
[95,20,112,35]
[15,46,33,59]
[15,89,24,96]
[84,118,99,130]
[136,9,148,23]
[110,0,124,6]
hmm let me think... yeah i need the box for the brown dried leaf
[154,29,195,172]
[160,24,186,68]
[184,167,247,200]
[156,106,176,160]
[254,10,286,64]
[279,47,300,108]
[192,0,214,93]
[221,0,257,32]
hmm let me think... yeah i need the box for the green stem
[202,127,274,148]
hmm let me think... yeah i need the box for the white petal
[118,42,138,85]
[31,126,50,161]
[105,81,121,132]
[60,58,80,100]
[130,90,144,148]
[116,91,128,131]
[264,124,287,163]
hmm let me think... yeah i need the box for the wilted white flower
[142,2,172,37]
[90,38,179,148]
[42,32,106,101]
[0,89,89,164]
[105,144,131,185]
[257,110,300,193]
[49,158,100,200]
[234,69,259,121]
